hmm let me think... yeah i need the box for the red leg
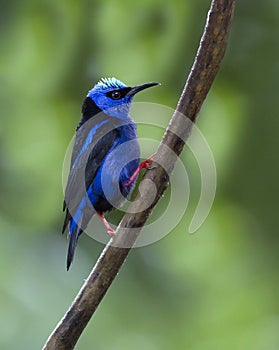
[124,154,155,187]
[96,212,115,236]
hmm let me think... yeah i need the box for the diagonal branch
[43,1,236,349]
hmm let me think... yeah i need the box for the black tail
[67,226,82,270]
[62,208,71,234]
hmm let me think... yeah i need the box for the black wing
[62,116,120,234]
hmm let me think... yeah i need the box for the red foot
[124,154,155,187]
[96,212,115,236]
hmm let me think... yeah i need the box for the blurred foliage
[1,0,279,349]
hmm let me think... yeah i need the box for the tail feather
[62,208,71,234]
[63,197,92,270]
[67,221,83,270]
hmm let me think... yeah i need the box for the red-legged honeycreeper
[62,78,159,269]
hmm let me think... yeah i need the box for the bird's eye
[110,91,122,100]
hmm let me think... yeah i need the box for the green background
[1,0,279,349]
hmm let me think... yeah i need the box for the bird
[62,77,159,269]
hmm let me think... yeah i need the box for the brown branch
[42,1,236,349]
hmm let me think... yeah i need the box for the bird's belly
[90,143,140,212]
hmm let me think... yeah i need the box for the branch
[43,1,236,349]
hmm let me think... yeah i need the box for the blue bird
[62,77,159,269]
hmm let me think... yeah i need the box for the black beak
[127,82,160,96]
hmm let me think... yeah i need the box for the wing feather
[62,116,120,234]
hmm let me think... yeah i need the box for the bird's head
[87,77,159,119]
